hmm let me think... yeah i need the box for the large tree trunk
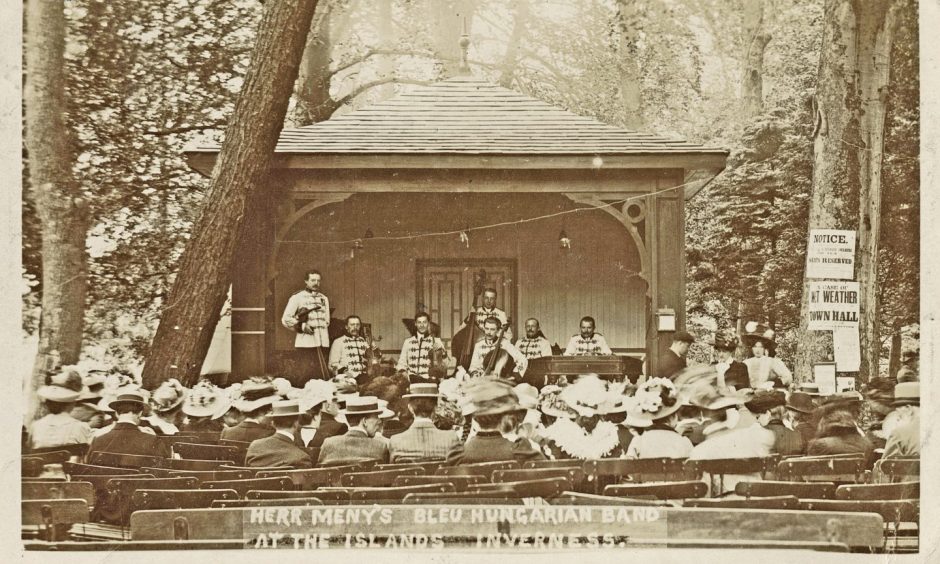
[497,0,528,89]
[142,0,320,388]
[615,1,643,129]
[292,2,332,126]
[740,0,772,118]
[24,0,89,421]
[795,0,902,382]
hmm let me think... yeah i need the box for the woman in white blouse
[742,323,792,389]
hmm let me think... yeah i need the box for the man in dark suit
[445,379,544,465]
[87,391,170,458]
[658,330,695,379]
[308,390,351,449]
[747,391,803,455]
[389,383,461,462]
[222,379,279,443]
[245,400,314,468]
[318,396,391,466]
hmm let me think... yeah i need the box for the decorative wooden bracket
[267,193,352,282]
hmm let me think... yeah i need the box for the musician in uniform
[468,316,528,379]
[461,287,513,340]
[281,270,331,380]
[563,316,612,356]
[515,318,553,360]
[328,315,369,379]
[396,312,447,382]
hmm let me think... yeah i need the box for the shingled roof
[187,76,727,157]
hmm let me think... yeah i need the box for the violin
[428,343,447,381]
[361,324,384,383]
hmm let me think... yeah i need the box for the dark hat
[745,390,786,414]
[107,390,149,411]
[672,331,695,344]
[710,332,738,352]
[741,321,777,350]
[785,391,818,414]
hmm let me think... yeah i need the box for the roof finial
[458,15,470,75]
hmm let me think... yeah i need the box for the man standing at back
[389,383,461,462]
[658,331,695,379]
[281,270,331,381]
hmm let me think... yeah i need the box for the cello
[450,270,487,376]
[480,320,516,380]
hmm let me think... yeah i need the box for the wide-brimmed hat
[554,374,609,418]
[709,331,738,352]
[512,384,539,410]
[745,390,786,414]
[182,381,230,418]
[37,370,85,403]
[741,321,776,350]
[600,395,652,428]
[298,379,335,412]
[268,399,305,418]
[232,377,280,412]
[333,377,358,395]
[107,390,149,411]
[150,378,187,413]
[798,383,821,396]
[340,396,395,419]
[464,379,520,416]
[785,391,818,414]
[403,382,441,399]
[892,382,919,406]
[634,377,685,420]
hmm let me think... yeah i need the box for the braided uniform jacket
[516,336,553,359]
[563,333,612,356]
[328,335,368,375]
[396,334,444,378]
[281,290,330,348]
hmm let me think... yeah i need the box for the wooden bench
[163,458,238,472]
[64,462,140,476]
[776,457,868,483]
[683,456,779,494]
[22,457,46,478]
[472,477,571,499]
[88,452,168,469]
[256,467,342,489]
[164,469,254,482]
[200,476,294,496]
[23,481,95,506]
[176,431,221,444]
[211,497,326,508]
[682,495,800,510]
[393,475,487,492]
[101,477,200,525]
[872,458,919,484]
[435,460,519,480]
[522,459,584,469]
[375,461,443,473]
[604,480,708,500]
[583,457,691,493]
[245,489,349,502]
[218,465,305,476]
[25,446,85,463]
[797,499,919,551]
[175,443,245,464]
[401,492,525,504]
[835,482,919,501]
[130,488,239,512]
[22,499,90,541]
[492,467,585,489]
[551,491,670,506]
[340,467,424,487]
[349,483,455,502]
[735,480,838,500]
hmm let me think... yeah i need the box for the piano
[523,355,643,388]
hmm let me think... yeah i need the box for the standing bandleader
[281,270,331,380]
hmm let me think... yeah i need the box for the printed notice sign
[242,505,667,549]
[833,326,861,372]
[808,281,860,330]
[806,229,856,279]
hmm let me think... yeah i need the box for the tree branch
[331,77,430,109]
[143,123,227,136]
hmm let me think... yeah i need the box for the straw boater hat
[268,399,305,418]
[340,396,395,419]
[37,370,85,403]
[107,390,149,411]
[232,377,280,412]
[402,382,441,399]
[892,382,919,407]
[150,378,187,413]
[182,380,230,419]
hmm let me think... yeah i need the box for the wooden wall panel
[273,193,646,353]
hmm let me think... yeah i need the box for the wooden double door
[417,259,516,350]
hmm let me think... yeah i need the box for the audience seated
[882,382,919,459]
[28,370,94,451]
[746,391,803,455]
[87,390,170,458]
[221,378,278,442]
[624,378,690,459]
[245,399,313,468]
[389,383,461,462]
[318,396,392,465]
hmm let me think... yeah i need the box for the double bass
[450,270,487,375]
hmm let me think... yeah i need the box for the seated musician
[467,316,528,379]
[515,318,553,360]
[396,312,447,382]
[563,316,612,356]
[328,315,369,380]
